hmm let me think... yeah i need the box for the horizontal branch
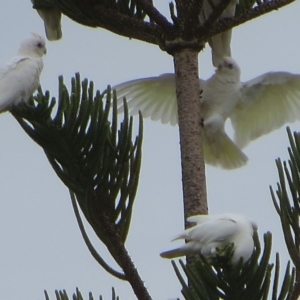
[199,0,296,40]
[135,0,173,30]
[204,0,233,28]
[34,0,295,52]
[48,0,166,45]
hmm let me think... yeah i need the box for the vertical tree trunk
[173,49,208,227]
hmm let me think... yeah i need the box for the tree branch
[203,0,233,28]
[47,0,165,45]
[188,0,204,23]
[33,0,295,51]
[180,0,205,39]
[86,197,152,300]
[70,191,126,281]
[135,0,173,30]
[199,0,296,40]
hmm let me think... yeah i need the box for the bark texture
[174,49,208,226]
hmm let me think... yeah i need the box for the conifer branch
[70,191,126,280]
[172,232,295,299]
[270,127,300,299]
[202,0,233,29]
[32,0,295,48]
[44,287,119,300]
[199,0,296,41]
[11,74,151,300]
[135,0,172,29]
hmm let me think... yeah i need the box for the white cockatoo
[0,34,46,113]
[31,0,62,41]
[200,0,239,67]
[160,213,257,265]
[114,57,300,169]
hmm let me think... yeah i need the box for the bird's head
[216,57,241,83]
[18,33,47,58]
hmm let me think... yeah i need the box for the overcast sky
[0,1,300,299]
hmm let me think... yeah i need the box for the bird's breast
[201,81,241,120]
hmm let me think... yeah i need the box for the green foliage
[172,232,295,300]
[11,73,144,282]
[47,0,146,20]
[270,127,300,299]
[88,0,146,19]
[12,73,142,244]
[44,287,119,300]
[172,127,300,300]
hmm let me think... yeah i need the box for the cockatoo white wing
[231,72,300,148]
[160,213,256,261]
[0,34,45,113]
[172,218,240,243]
[189,219,241,244]
[187,213,245,225]
[31,0,62,40]
[0,57,42,112]
[115,74,177,125]
[115,74,205,126]
[188,213,257,231]
[161,221,225,259]
[187,214,212,224]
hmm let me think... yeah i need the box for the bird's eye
[36,42,43,48]
[228,64,233,69]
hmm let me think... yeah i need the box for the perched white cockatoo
[200,0,239,67]
[31,0,62,41]
[0,34,46,113]
[114,57,300,169]
[160,213,257,265]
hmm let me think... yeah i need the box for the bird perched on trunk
[200,0,239,67]
[31,0,62,41]
[201,0,256,66]
[0,34,46,113]
[160,213,257,265]
[114,57,300,169]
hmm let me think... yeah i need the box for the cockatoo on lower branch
[0,34,46,113]
[160,213,257,265]
[114,57,300,170]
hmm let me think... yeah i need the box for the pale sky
[0,1,300,299]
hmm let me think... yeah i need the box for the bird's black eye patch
[36,42,43,48]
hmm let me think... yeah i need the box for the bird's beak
[44,48,47,55]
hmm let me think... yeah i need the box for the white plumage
[160,213,257,265]
[31,0,62,41]
[114,57,300,169]
[0,33,46,113]
[200,0,239,67]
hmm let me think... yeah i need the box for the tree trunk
[173,49,208,228]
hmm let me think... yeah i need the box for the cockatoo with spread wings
[31,0,62,41]
[114,57,300,169]
[160,213,257,265]
[0,34,46,113]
